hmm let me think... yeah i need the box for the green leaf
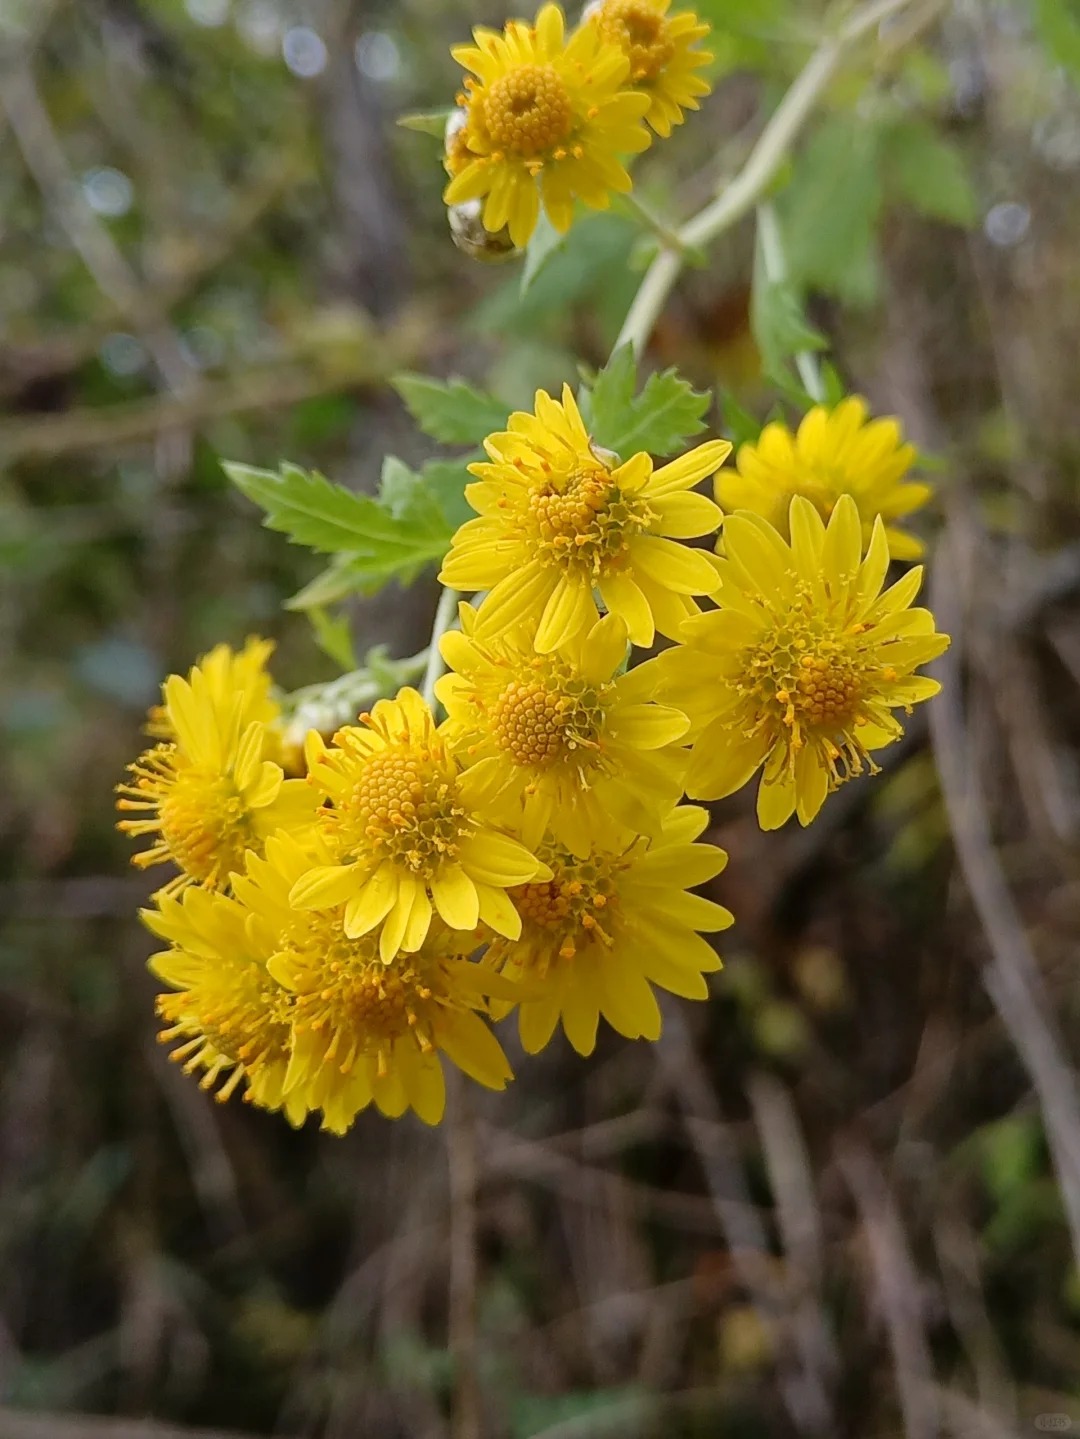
[226,459,456,605]
[397,109,453,137]
[718,389,762,448]
[580,345,711,459]
[307,606,356,671]
[471,213,639,340]
[415,458,477,530]
[286,558,369,611]
[393,373,508,446]
[750,263,827,378]
[884,119,978,227]
[1033,0,1080,78]
[225,462,417,554]
[521,209,567,293]
[780,114,883,308]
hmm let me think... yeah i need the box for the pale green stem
[615,0,922,357]
[620,190,687,256]
[756,201,826,403]
[421,584,461,709]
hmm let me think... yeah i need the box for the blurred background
[3,0,1080,1435]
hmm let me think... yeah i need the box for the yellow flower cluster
[121,391,947,1133]
[443,0,713,250]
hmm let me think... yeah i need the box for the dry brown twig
[929,508,1080,1265]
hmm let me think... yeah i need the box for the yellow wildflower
[444,3,652,249]
[143,885,304,1122]
[117,656,313,896]
[439,384,730,652]
[144,636,278,741]
[658,495,950,829]
[437,608,688,854]
[589,0,713,137]
[290,687,551,963]
[488,806,730,1056]
[716,397,931,560]
[234,834,513,1131]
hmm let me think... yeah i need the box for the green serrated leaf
[750,252,827,377]
[308,606,356,671]
[286,557,367,611]
[581,346,711,459]
[417,458,477,530]
[227,458,454,603]
[883,119,978,228]
[393,373,508,446]
[780,114,884,308]
[225,462,412,554]
[397,109,453,136]
[521,209,566,294]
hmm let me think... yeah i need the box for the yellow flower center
[483,64,573,158]
[490,669,607,770]
[292,918,441,1062]
[598,0,674,82]
[529,466,652,579]
[510,848,623,966]
[157,962,292,1102]
[743,606,867,742]
[333,742,473,876]
[158,769,253,886]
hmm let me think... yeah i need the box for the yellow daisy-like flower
[439,384,731,652]
[658,495,950,830]
[144,636,278,741]
[716,397,932,561]
[589,0,713,137]
[233,834,513,1132]
[444,3,652,249]
[488,806,730,1056]
[290,687,551,963]
[117,657,313,896]
[143,884,304,1122]
[437,609,688,855]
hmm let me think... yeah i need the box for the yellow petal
[431,867,481,931]
[534,574,597,654]
[343,861,397,938]
[686,722,768,800]
[476,882,523,940]
[609,701,689,749]
[460,832,547,886]
[598,571,654,647]
[380,876,419,962]
[631,536,719,594]
[289,863,361,911]
[438,1009,513,1090]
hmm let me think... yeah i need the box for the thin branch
[0,68,193,395]
[616,0,930,355]
[928,516,1080,1265]
[446,1072,481,1439]
[837,1143,940,1439]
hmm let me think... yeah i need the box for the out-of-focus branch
[929,514,1080,1266]
[0,67,193,395]
[616,0,934,355]
[837,1144,939,1439]
[446,1072,481,1439]
[657,1006,835,1436]
[0,1413,254,1439]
